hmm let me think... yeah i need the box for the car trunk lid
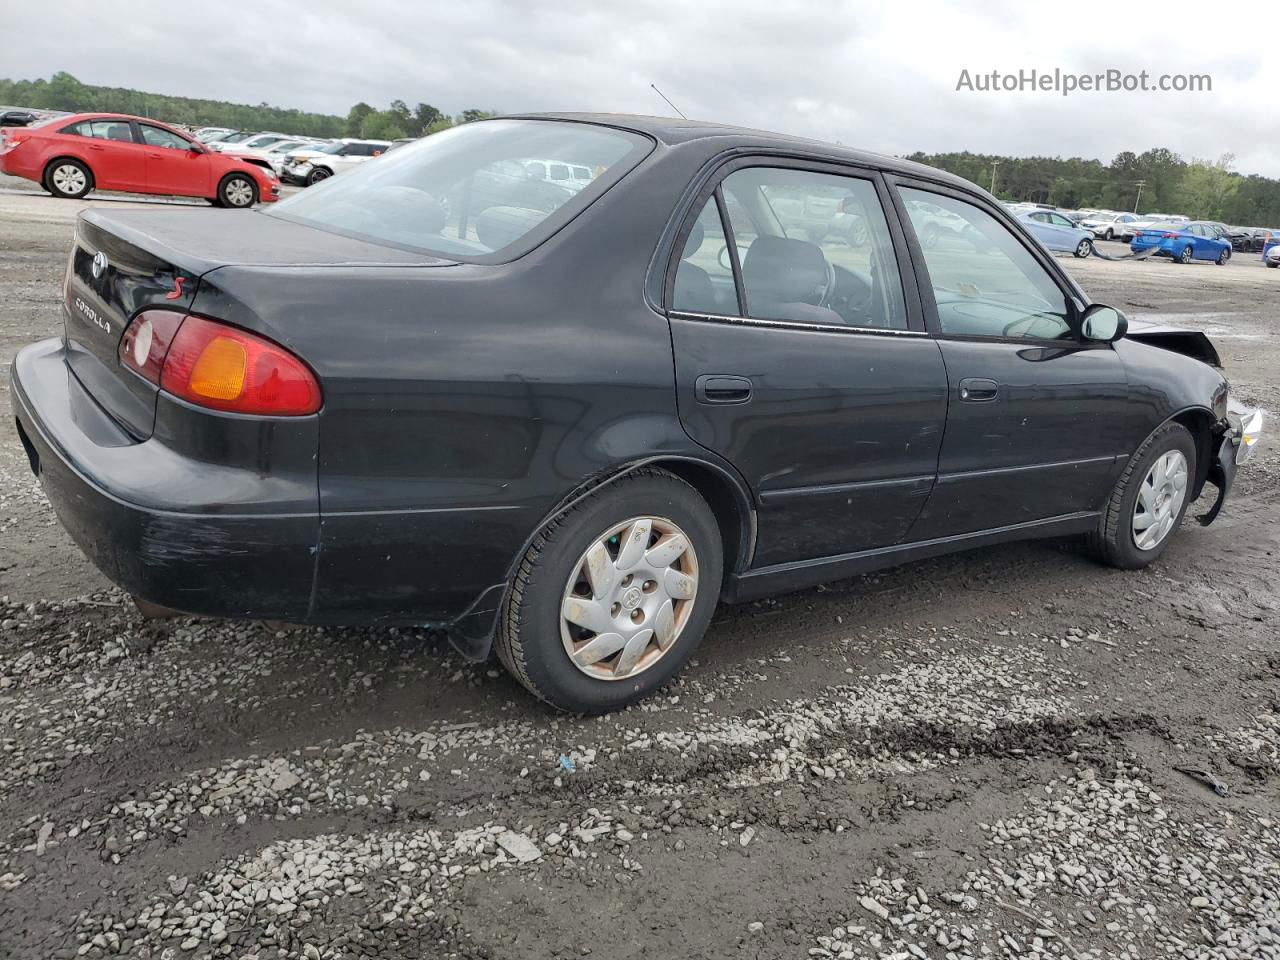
[63,208,453,439]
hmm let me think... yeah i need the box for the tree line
[0,72,494,142]
[907,149,1280,227]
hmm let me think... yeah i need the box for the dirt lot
[1,179,1277,960]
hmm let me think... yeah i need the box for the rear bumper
[11,338,318,620]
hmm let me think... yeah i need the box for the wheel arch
[216,170,259,204]
[1169,406,1218,501]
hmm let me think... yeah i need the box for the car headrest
[475,205,545,251]
[682,219,704,258]
[106,124,132,142]
[742,235,827,304]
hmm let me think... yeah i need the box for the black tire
[1178,245,1194,264]
[1266,260,1278,269]
[1216,248,1230,265]
[1088,422,1196,570]
[217,173,257,208]
[43,158,93,199]
[306,166,332,186]
[1074,238,1093,258]
[495,468,724,713]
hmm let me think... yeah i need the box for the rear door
[60,118,148,192]
[667,159,948,568]
[891,180,1131,540]
[139,122,211,198]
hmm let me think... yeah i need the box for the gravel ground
[1,178,1277,959]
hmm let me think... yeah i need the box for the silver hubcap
[560,516,699,681]
[1077,241,1090,256]
[225,179,253,206]
[1133,450,1188,551]
[52,165,86,194]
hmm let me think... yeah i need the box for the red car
[0,112,279,207]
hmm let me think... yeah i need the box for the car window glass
[1050,214,1073,227]
[899,187,1073,341]
[549,163,569,180]
[1029,212,1049,223]
[70,120,134,142]
[718,167,908,330]
[139,124,190,150]
[671,196,738,316]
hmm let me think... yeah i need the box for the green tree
[360,110,407,140]
[1175,155,1238,221]
[413,102,443,133]
[346,102,375,136]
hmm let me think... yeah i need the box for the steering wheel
[815,258,837,308]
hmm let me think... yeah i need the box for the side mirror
[188,142,204,154]
[1081,303,1128,342]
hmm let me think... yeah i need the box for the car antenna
[650,83,688,120]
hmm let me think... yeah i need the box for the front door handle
[695,374,752,404]
[958,377,999,402]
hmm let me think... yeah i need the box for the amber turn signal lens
[189,337,247,400]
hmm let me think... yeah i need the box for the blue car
[1130,220,1233,264]
[1014,208,1095,257]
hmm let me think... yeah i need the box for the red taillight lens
[1162,233,1179,239]
[119,312,321,416]
[119,309,185,384]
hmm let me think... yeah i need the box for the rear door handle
[958,377,999,402]
[695,374,752,404]
[147,152,163,159]
[88,144,105,151]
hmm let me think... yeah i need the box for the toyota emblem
[91,251,107,279]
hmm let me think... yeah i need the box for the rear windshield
[266,119,652,261]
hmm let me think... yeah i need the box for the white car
[234,137,328,162]
[1078,211,1143,241]
[208,132,296,154]
[281,139,392,186]
[194,126,237,143]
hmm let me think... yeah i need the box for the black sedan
[10,113,1264,713]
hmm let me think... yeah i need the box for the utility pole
[990,160,1000,196]
[1133,180,1146,213]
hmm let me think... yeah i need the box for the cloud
[6,0,1276,176]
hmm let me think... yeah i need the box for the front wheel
[1089,422,1195,569]
[217,173,257,208]
[1266,260,1278,268]
[1103,228,1114,241]
[1216,248,1230,265]
[1074,238,1093,258]
[306,167,332,186]
[495,468,723,713]
[45,159,93,199]
[1178,245,1194,264]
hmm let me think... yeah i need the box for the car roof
[505,112,978,191]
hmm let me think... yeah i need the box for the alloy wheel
[559,516,699,681]
[224,178,254,207]
[1075,239,1091,258]
[51,164,86,195]
[1180,246,1193,264]
[1132,450,1188,551]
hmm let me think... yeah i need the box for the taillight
[119,309,185,384]
[119,312,321,416]
[1162,233,1179,239]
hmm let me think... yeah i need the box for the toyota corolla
[10,114,1263,713]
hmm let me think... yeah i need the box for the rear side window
[899,187,1072,341]
[63,120,135,143]
[672,197,738,316]
[674,167,908,330]
[268,119,651,261]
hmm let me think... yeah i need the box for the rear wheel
[44,159,92,199]
[1178,245,1194,264]
[495,468,723,713]
[1089,422,1196,569]
[217,173,257,208]
[1074,238,1093,258]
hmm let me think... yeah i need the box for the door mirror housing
[1081,303,1128,342]
[188,142,205,154]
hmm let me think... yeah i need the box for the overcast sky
[7,1,1275,176]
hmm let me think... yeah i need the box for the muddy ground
[0,179,1277,959]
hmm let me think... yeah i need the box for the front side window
[139,124,190,150]
[899,187,1072,341]
[712,167,908,330]
[268,119,651,260]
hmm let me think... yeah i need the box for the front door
[138,122,211,197]
[667,162,948,568]
[893,182,1131,540]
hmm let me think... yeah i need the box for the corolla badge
[91,251,107,278]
